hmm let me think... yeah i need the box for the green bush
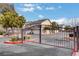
[10,36,32,42]
[27,36,31,39]
[10,37,18,42]
[0,31,5,35]
[24,36,31,40]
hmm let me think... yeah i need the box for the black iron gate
[23,25,79,51]
[39,25,79,51]
[39,25,74,49]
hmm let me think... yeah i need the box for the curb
[72,49,78,56]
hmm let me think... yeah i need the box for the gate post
[39,25,41,44]
[21,28,24,43]
[76,26,79,52]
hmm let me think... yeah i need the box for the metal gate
[23,24,79,52]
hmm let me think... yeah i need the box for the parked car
[27,32,34,35]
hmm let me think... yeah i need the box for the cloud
[46,7,55,10]
[51,18,79,26]
[36,6,42,10]
[22,7,34,12]
[51,18,71,25]
[51,18,66,24]
[20,4,61,12]
[22,4,43,12]
[38,15,44,18]
[46,6,62,10]
[22,3,35,12]
[24,4,34,7]
[69,18,79,26]
[61,18,79,26]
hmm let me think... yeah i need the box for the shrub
[10,37,18,42]
[24,36,31,40]
[27,36,31,39]
[0,31,5,35]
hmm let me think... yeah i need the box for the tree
[0,11,26,35]
[0,14,4,24]
[15,16,26,40]
[43,22,59,33]
[43,26,51,30]
[16,16,26,28]
[64,26,73,31]
[0,14,6,32]
[51,22,59,30]
[0,14,9,32]
[1,11,18,33]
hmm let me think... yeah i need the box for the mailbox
[69,34,73,37]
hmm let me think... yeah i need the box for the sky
[14,3,79,26]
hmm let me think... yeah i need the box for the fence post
[39,25,41,44]
[73,27,77,52]
[21,28,24,43]
[76,26,79,52]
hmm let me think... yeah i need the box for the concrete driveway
[0,42,72,56]
[0,32,73,56]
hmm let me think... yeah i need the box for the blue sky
[14,3,79,25]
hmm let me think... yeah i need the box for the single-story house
[23,19,52,34]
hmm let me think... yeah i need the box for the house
[23,19,52,34]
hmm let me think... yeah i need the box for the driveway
[0,42,72,56]
[0,32,73,56]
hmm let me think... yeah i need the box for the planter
[4,41,23,44]
[4,40,34,44]
[0,35,4,38]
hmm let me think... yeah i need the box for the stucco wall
[41,20,51,25]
